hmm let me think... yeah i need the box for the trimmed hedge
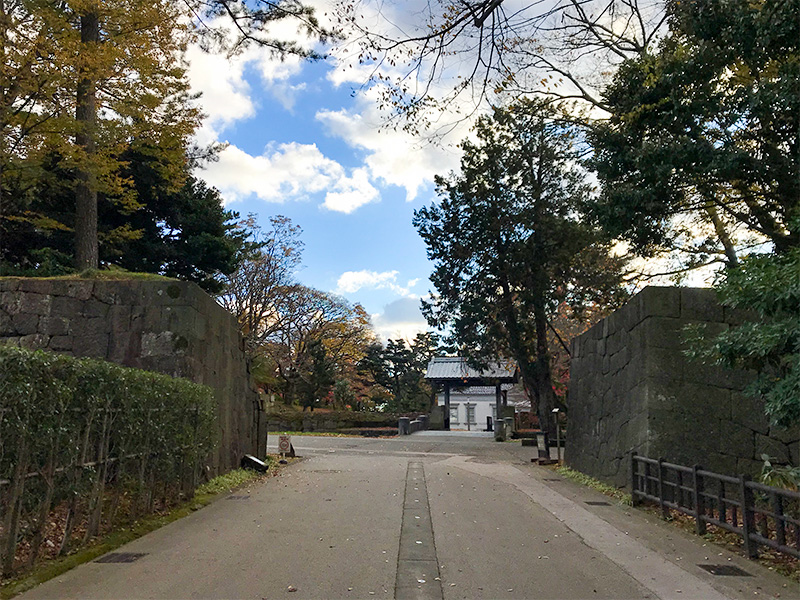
[0,345,217,577]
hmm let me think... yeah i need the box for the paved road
[21,433,797,600]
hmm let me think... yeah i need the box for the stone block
[108,305,132,331]
[0,279,20,292]
[141,331,176,357]
[11,312,40,335]
[19,293,51,315]
[754,435,791,463]
[735,457,764,478]
[91,282,119,304]
[16,278,57,295]
[18,333,48,349]
[0,310,12,332]
[72,333,109,358]
[641,316,692,350]
[680,287,724,322]
[80,317,110,336]
[48,280,94,300]
[702,453,738,476]
[637,286,680,319]
[39,316,71,336]
[730,392,770,435]
[80,299,110,319]
[51,295,84,316]
[719,420,755,458]
[767,424,800,445]
[48,335,73,351]
[0,291,23,315]
[644,346,688,381]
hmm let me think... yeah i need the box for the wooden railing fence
[630,453,800,560]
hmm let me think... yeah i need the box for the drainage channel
[395,461,443,600]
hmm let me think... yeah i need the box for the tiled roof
[425,356,517,381]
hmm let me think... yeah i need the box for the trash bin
[398,417,410,435]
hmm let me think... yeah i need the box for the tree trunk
[75,9,99,270]
[532,301,557,439]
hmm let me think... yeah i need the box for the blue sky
[184,5,471,341]
[183,1,711,341]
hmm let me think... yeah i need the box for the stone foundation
[0,277,265,473]
[566,286,800,487]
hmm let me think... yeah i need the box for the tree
[356,333,441,413]
[217,215,304,350]
[334,0,667,133]
[0,144,244,291]
[588,0,800,267]
[414,99,627,436]
[687,247,800,428]
[2,0,331,271]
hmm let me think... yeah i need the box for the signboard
[278,435,291,454]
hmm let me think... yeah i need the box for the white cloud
[201,142,368,207]
[186,44,255,144]
[371,297,430,341]
[185,17,312,142]
[316,96,464,201]
[336,270,399,293]
[335,269,419,296]
[323,167,380,213]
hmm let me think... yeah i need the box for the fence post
[739,475,758,558]
[630,452,640,506]
[772,492,785,547]
[657,458,669,519]
[692,465,706,535]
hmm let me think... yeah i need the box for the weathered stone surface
[0,277,262,474]
[680,287,724,322]
[567,286,793,488]
[11,312,40,335]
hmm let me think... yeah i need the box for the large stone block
[754,435,791,464]
[680,287,724,322]
[72,333,109,358]
[39,315,71,336]
[719,420,755,459]
[636,286,681,319]
[730,392,770,435]
[11,312,40,335]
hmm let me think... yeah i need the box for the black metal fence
[630,453,800,560]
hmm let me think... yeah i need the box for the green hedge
[0,345,217,577]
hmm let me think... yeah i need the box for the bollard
[494,419,506,442]
[398,417,410,435]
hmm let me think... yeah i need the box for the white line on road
[441,456,730,600]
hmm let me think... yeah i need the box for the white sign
[278,435,291,454]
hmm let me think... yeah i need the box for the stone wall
[566,286,800,488]
[0,277,265,473]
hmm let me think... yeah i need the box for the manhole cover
[585,501,611,506]
[227,495,250,500]
[697,564,752,577]
[95,553,147,563]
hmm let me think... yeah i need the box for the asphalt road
[20,432,798,600]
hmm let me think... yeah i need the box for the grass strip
[1,464,287,599]
[554,464,632,505]
[553,465,798,582]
